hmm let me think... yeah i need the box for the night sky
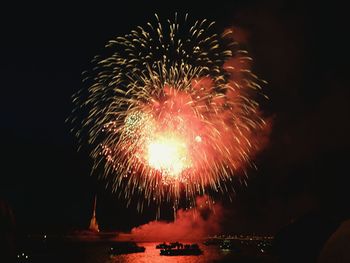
[1,1,349,235]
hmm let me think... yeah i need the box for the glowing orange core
[147,134,191,177]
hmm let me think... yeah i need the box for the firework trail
[69,13,269,213]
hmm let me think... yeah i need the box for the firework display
[70,14,268,211]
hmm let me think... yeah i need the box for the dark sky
[1,1,349,234]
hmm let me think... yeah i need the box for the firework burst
[69,13,269,212]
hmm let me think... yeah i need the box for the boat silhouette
[160,243,203,256]
[109,242,145,255]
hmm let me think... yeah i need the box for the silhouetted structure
[318,219,350,263]
[274,212,339,262]
[88,195,99,232]
[0,199,16,263]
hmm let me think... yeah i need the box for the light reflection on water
[17,239,274,263]
[106,242,224,263]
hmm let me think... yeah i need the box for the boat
[156,241,185,249]
[156,242,171,249]
[160,243,203,256]
[110,242,145,255]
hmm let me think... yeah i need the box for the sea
[16,237,275,263]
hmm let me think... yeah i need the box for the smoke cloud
[117,196,223,242]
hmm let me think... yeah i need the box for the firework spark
[69,13,269,212]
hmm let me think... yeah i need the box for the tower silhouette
[88,195,99,232]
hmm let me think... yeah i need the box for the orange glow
[70,14,271,211]
[147,134,191,177]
